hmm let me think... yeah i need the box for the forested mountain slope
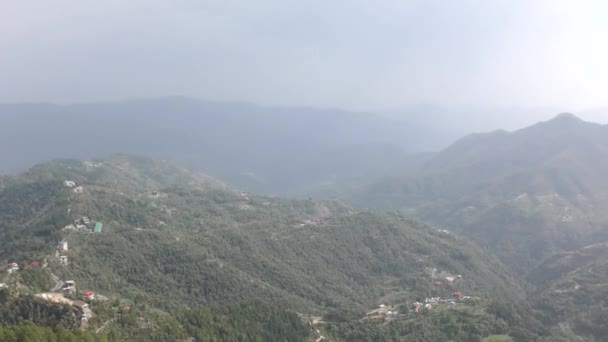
[356,113,608,273]
[526,243,608,341]
[0,155,545,341]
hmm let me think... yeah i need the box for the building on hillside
[60,255,69,266]
[63,224,76,230]
[425,297,440,304]
[93,222,103,233]
[57,239,68,252]
[7,262,19,274]
[63,280,76,293]
[412,302,421,313]
[83,290,95,301]
[64,180,76,188]
[75,217,91,226]
[73,186,84,194]
[29,261,40,268]
[0,283,8,289]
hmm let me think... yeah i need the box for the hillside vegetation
[0,155,545,341]
[356,113,608,273]
[526,243,608,341]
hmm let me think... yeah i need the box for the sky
[2,0,608,123]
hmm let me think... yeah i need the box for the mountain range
[0,97,448,197]
[2,103,608,341]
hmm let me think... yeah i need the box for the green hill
[0,155,544,341]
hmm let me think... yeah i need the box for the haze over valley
[3,1,608,342]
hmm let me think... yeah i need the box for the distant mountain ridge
[0,97,443,196]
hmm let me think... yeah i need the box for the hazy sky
[2,0,608,118]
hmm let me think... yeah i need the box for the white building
[62,280,76,293]
[7,262,19,274]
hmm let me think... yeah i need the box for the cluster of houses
[421,292,474,309]
[6,260,43,274]
[11,176,112,328]
[64,180,84,194]
[378,304,399,317]
[426,267,463,287]
[83,161,103,169]
[63,216,103,234]
[35,290,96,327]
[7,262,19,274]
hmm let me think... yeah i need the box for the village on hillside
[363,267,481,323]
[0,175,126,331]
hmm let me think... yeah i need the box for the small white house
[0,283,8,289]
[58,240,68,252]
[60,256,69,266]
[7,262,19,274]
[73,186,84,194]
[63,224,76,231]
[62,280,76,293]
[64,180,76,188]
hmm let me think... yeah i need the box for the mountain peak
[549,112,583,123]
